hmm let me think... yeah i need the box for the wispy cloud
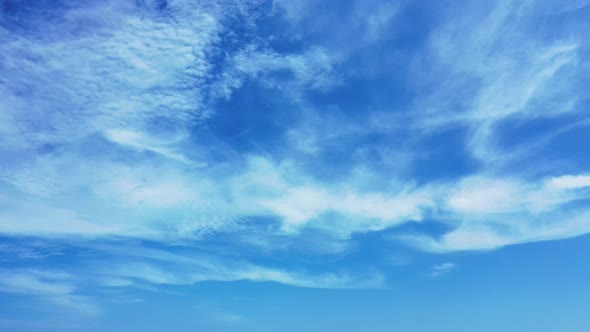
[400,173,590,252]
[0,268,100,317]
[92,243,385,289]
[229,46,339,92]
[430,262,456,278]
[410,0,586,165]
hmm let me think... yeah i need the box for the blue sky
[1,0,590,331]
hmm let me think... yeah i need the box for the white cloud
[106,261,384,289]
[411,0,584,165]
[0,192,120,236]
[425,209,590,252]
[219,45,340,98]
[81,242,384,289]
[402,173,590,252]
[0,271,74,296]
[4,144,590,254]
[447,177,528,214]
[235,265,384,289]
[0,269,100,317]
[430,262,456,278]
[228,157,433,235]
[96,175,201,208]
[545,174,590,191]
[260,186,432,233]
[445,175,583,216]
[412,210,590,252]
[104,128,196,165]
[273,0,403,50]
[0,1,220,150]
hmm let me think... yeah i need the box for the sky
[1,0,590,331]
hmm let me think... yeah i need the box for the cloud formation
[1,1,590,319]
